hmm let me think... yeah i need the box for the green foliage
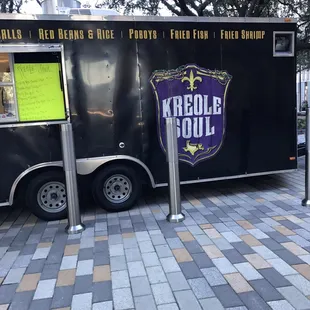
[298,117,306,130]
[0,0,23,13]
[101,0,283,17]
[0,0,42,13]
[297,50,310,71]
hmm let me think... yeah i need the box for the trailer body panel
[0,15,297,204]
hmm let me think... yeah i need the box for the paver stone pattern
[0,159,309,309]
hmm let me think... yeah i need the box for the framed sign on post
[14,63,66,122]
[0,44,69,128]
[0,43,85,234]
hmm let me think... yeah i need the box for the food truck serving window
[0,48,67,126]
[0,53,17,123]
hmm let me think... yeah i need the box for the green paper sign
[14,63,66,122]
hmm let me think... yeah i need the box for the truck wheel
[25,171,68,221]
[92,165,141,212]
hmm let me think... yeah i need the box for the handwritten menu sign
[14,63,66,122]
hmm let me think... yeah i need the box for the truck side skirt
[6,155,156,206]
[3,157,296,207]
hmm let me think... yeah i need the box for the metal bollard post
[165,117,185,223]
[303,107,310,206]
[60,123,85,234]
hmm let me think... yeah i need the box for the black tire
[25,171,68,221]
[92,164,141,212]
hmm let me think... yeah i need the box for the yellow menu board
[14,63,66,122]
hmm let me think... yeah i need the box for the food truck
[0,13,297,220]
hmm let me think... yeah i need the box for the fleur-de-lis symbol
[181,70,202,91]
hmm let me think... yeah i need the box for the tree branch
[187,0,199,11]
[228,0,241,13]
[297,40,310,51]
[161,0,182,15]
[212,1,221,15]
[9,0,14,13]
[174,0,197,16]
[252,0,272,17]
[247,0,259,16]
[277,0,303,18]
[197,0,211,15]
[15,0,23,12]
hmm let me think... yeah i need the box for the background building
[297,69,310,112]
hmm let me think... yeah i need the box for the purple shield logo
[150,64,232,166]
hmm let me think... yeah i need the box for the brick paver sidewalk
[0,159,309,309]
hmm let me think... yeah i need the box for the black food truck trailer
[0,14,298,221]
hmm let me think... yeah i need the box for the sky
[21,0,43,14]
[21,0,172,15]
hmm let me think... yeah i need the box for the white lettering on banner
[184,95,193,116]
[183,118,192,138]
[162,94,221,139]
[213,96,222,115]
[193,95,203,115]
[204,95,213,115]
[162,94,222,117]
[193,117,203,138]
[173,96,182,116]
[163,97,172,117]
[205,116,215,136]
